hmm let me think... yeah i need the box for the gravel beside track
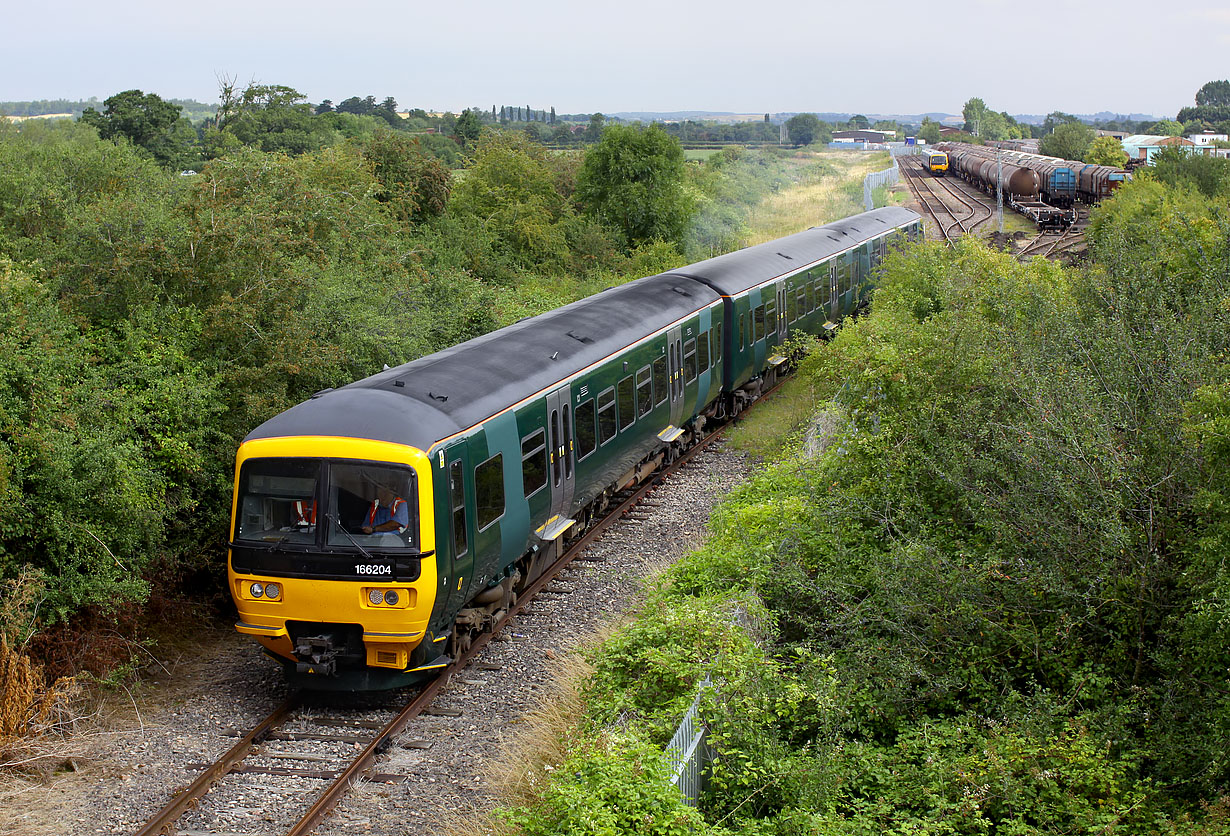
[7,441,751,836]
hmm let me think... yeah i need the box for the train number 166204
[355,564,392,575]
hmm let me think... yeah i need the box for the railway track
[1017,206,1090,261]
[133,405,746,836]
[897,154,995,243]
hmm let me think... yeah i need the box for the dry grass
[435,650,598,836]
[745,150,892,245]
[0,639,90,774]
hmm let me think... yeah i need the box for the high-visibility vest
[366,498,406,532]
[294,500,316,526]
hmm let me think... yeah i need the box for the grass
[725,371,822,461]
[744,150,892,244]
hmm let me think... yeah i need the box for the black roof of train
[245,272,722,451]
[244,206,920,454]
[668,206,918,295]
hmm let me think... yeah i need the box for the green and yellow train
[228,206,923,690]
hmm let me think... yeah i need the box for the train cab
[928,151,949,176]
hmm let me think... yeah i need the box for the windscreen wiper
[326,513,376,561]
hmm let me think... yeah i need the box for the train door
[443,445,475,619]
[829,262,839,321]
[544,386,575,523]
[776,282,788,340]
[667,326,684,427]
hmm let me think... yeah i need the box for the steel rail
[287,411,734,834]
[133,695,303,836]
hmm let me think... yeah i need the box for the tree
[962,97,988,136]
[1150,119,1184,137]
[453,108,483,146]
[848,114,869,130]
[1195,79,1230,107]
[315,100,334,115]
[447,132,590,273]
[1039,121,1094,160]
[585,113,605,142]
[80,89,200,169]
[785,113,822,147]
[1085,135,1128,168]
[210,81,331,157]
[1148,146,1230,197]
[361,130,451,222]
[336,96,370,116]
[1042,111,1081,135]
[918,117,941,145]
[575,124,692,246]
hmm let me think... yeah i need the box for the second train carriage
[228,207,923,690]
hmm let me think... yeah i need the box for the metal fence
[665,677,713,806]
[863,156,900,210]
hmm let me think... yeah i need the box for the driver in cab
[362,487,408,535]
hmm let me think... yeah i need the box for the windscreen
[234,458,417,550]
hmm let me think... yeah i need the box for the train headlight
[250,582,264,598]
[384,590,399,606]
[263,582,281,601]
[368,589,384,605]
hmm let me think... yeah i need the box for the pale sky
[5,0,1227,119]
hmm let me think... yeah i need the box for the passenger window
[449,460,467,559]
[521,430,547,498]
[766,300,777,335]
[739,313,746,349]
[575,398,597,459]
[683,339,697,382]
[636,366,653,417]
[597,388,616,444]
[697,334,709,375]
[806,281,815,313]
[713,319,722,363]
[753,305,765,342]
[617,375,635,431]
[652,356,668,406]
[475,454,504,530]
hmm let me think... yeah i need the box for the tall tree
[962,97,988,136]
[1039,121,1095,160]
[453,108,483,145]
[785,113,822,147]
[1150,119,1184,137]
[575,124,692,246]
[80,89,200,169]
[1085,135,1128,168]
[585,113,605,142]
[1195,79,1230,107]
[1042,111,1081,135]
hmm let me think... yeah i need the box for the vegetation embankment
[0,107,883,767]
[484,158,1230,834]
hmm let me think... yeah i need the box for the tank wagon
[939,142,1128,207]
[228,207,924,690]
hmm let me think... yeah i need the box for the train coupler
[294,635,340,676]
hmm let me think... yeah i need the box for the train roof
[244,272,722,451]
[667,206,919,296]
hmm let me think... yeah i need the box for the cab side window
[475,454,504,530]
